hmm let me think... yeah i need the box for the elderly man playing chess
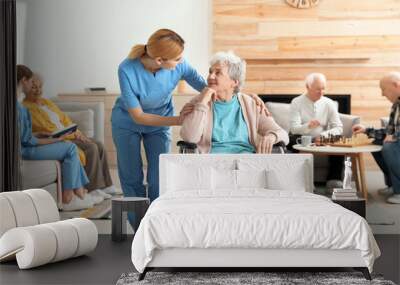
[353,72,400,204]
[289,73,344,190]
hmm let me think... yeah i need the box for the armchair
[20,100,105,208]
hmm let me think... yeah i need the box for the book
[84,87,107,95]
[333,188,357,193]
[333,193,357,197]
[50,124,78,138]
[332,195,358,200]
[332,193,359,200]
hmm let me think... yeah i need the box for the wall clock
[285,0,320,9]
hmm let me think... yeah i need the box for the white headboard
[159,154,314,195]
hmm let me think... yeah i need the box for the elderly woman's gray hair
[210,51,246,93]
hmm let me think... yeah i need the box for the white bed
[131,154,380,280]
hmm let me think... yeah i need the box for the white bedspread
[131,190,380,273]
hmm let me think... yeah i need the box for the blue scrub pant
[22,142,89,191]
[112,126,170,226]
[381,141,400,194]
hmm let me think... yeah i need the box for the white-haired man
[353,72,400,204]
[289,73,344,189]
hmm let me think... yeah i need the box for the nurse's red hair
[128,29,184,60]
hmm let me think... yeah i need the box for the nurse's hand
[199,87,216,105]
[248,93,270,116]
[177,112,187,125]
[180,103,195,117]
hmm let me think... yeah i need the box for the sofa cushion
[0,191,39,228]
[21,160,57,189]
[266,102,291,132]
[64,110,94,138]
[0,189,59,238]
[0,196,17,237]
[41,183,58,205]
[23,189,60,224]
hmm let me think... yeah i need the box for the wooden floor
[0,235,398,285]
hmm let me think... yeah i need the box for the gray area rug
[116,271,396,285]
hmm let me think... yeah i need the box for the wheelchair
[177,140,288,154]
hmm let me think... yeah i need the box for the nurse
[112,29,267,213]
[112,29,207,207]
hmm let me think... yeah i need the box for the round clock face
[285,0,320,9]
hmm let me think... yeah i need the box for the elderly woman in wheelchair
[179,51,288,154]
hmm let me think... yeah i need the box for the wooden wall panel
[213,0,400,170]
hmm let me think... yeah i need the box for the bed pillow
[237,158,309,192]
[166,162,212,192]
[212,168,237,191]
[266,165,307,192]
[236,169,267,189]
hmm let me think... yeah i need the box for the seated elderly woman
[180,51,288,153]
[22,74,117,201]
[17,65,91,211]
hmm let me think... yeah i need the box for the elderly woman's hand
[256,134,277,154]
[55,132,73,142]
[199,87,216,105]
[33,132,52,138]
[248,93,270,116]
[75,131,91,143]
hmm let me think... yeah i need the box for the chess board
[320,134,374,147]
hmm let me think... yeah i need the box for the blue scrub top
[17,102,38,156]
[211,95,255,154]
[112,57,206,133]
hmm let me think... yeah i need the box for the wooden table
[293,144,382,201]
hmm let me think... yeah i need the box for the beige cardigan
[180,93,289,153]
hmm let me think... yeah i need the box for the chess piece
[343,157,353,190]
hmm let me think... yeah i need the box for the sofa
[20,100,105,207]
[265,101,360,183]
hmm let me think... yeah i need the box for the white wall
[17,0,211,97]
[16,1,27,64]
